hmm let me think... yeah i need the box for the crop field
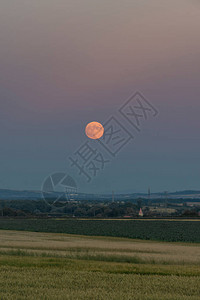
[0,218,199,242]
[0,230,199,299]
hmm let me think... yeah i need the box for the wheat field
[0,230,199,299]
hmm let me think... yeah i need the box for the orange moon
[85,121,104,140]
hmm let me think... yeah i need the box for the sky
[0,0,200,194]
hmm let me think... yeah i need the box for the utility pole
[112,191,115,203]
[148,187,151,206]
[164,191,168,208]
[1,200,4,217]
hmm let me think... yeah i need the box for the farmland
[0,218,199,242]
[0,230,199,299]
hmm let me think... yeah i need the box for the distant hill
[0,189,42,200]
[0,189,200,201]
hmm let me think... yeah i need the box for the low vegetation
[0,218,199,242]
[0,230,199,299]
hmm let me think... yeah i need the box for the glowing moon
[85,121,104,140]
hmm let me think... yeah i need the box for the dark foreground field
[0,230,199,299]
[0,218,199,242]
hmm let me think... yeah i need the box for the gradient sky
[0,0,200,193]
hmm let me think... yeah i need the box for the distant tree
[182,210,198,217]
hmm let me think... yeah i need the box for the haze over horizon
[1,0,200,193]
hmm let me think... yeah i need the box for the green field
[0,230,199,299]
[0,218,199,242]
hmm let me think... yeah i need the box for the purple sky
[0,0,200,193]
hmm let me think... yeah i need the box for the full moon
[85,121,104,140]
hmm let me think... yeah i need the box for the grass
[1,267,199,300]
[0,230,199,299]
[0,257,200,299]
[0,248,199,267]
